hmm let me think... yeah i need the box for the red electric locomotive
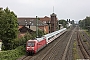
[26,37,47,55]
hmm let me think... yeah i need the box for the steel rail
[77,31,90,59]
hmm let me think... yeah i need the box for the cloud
[0,0,90,21]
[17,0,30,4]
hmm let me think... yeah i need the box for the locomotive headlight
[27,48,28,50]
[27,47,29,50]
[32,47,34,50]
[27,47,34,50]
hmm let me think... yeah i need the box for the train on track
[26,28,67,55]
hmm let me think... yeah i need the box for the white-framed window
[25,20,26,21]
[31,23,33,25]
[43,21,46,23]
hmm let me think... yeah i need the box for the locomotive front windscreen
[27,42,35,47]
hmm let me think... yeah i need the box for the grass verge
[73,40,79,60]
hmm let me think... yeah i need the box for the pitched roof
[40,16,51,21]
[50,13,57,16]
[18,18,48,26]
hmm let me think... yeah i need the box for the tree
[59,19,68,28]
[0,7,18,50]
[38,29,44,37]
[79,16,90,30]
[67,19,68,22]
[69,19,70,23]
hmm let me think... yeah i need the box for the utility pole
[36,16,38,38]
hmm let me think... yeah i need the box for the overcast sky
[0,0,90,21]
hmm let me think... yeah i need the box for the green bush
[0,32,36,60]
[2,32,35,50]
[0,45,25,60]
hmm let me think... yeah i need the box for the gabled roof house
[18,18,49,34]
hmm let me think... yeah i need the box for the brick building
[50,13,58,32]
[18,13,58,34]
[39,13,58,33]
[18,18,49,34]
[39,16,51,33]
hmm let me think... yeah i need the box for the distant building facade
[18,13,58,34]
[18,18,49,34]
[39,16,51,33]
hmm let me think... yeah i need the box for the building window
[29,22,31,23]
[26,24,27,26]
[25,22,27,23]
[49,21,50,23]
[25,20,26,21]
[43,21,46,23]
[30,19,34,21]
[39,24,40,26]
[31,23,33,25]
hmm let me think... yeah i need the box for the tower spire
[53,6,54,13]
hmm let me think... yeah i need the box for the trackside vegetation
[0,30,43,59]
[0,7,18,50]
[0,45,25,60]
[79,16,90,32]
[73,40,79,59]
[0,30,44,60]
[0,32,31,60]
[0,7,44,60]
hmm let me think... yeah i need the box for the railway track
[18,27,90,60]
[80,31,90,57]
[40,32,70,60]
[17,28,69,60]
[17,27,75,60]
[17,56,32,60]
[41,28,76,60]
[26,27,73,60]
[81,31,90,47]
[77,31,90,59]
[61,27,76,60]
[34,27,75,60]
[29,29,71,60]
